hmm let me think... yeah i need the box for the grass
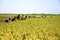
[0,14,60,40]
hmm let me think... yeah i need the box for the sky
[0,0,60,14]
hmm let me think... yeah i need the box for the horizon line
[0,13,60,14]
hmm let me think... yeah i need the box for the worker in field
[23,15,27,20]
[21,14,24,20]
[28,16,31,18]
[17,14,20,20]
[11,17,16,21]
[42,15,46,18]
[33,16,35,18]
[21,14,27,20]
[10,16,17,21]
[4,18,11,23]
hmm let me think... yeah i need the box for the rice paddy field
[0,14,60,40]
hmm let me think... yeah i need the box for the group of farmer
[4,14,46,23]
[4,14,27,23]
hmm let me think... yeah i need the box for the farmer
[21,14,24,20]
[23,15,27,20]
[28,16,31,18]
[11,16,17,21]
[11,18,15,21]
[42,15,46,18]
[33,16,35,18]
[21,15,27,20]
[17,14,20,20]
[4,18,10,23]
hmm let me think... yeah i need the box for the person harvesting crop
[17,14,20,20]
